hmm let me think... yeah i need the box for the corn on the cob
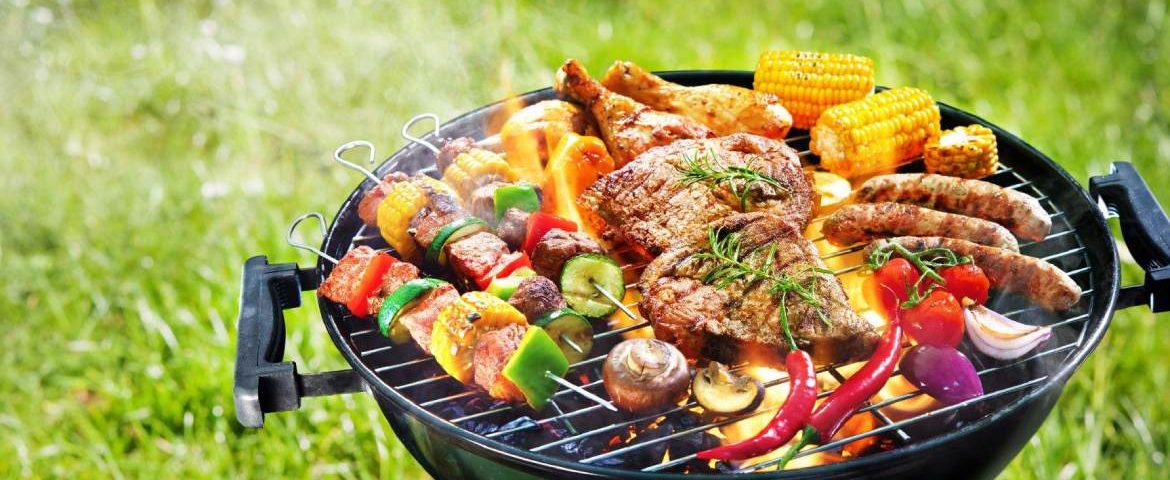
[754,50,875,130]
[810,87,941,179]
[431,292,528,384]
[442,148,519,199]
[375,180,431,264]
[924,124,999,179]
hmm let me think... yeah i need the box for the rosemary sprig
[677,150,789,211]
[866,243,973,309]
[693,227,830,350]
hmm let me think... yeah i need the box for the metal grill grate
[332,136,1095,473]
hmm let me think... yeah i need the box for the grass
[0,0,1166,478]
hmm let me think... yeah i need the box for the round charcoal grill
[233,71,1170,479]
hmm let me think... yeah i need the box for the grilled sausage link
[853,174,1051,241]
[864,237,1081,311]
[823,202,1019,251]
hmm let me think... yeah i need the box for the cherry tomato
[865,258,925,319]
[938,263,990,305]
[903,290,965,347]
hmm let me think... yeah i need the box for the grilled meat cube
[496,208,531,250]
[317,246,377,303]
[640,213,879,366]
[469,181,507,224]
[580,134,816,254]
[601,60,792,139]
[399,283,459,354]
[357,172,409,226]
[508,276,567,320]
[823,202,1020,251]
[447,231,510,285]
[853,173,1052,241]
[437,137,477,173]
[865,237,1082,311]
[408,191,471,249]
[366,260,422,315]
[531,228,604,281]
[554,58,714,167]
[473,323,529,403]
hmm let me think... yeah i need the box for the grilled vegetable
[485,267,536,301]
[520,211,578,256]
[964,304,1052,360]
[493,184,541,221]
[559,253,624,317]
[425,217,490,267]
[939,263,990,305]
[432,292,528,384]
[812,170,852,211]
[903,289,965,348]
[924,124,999,179]
[378,278,447,337]
[442,148,518,200]
[900,344,983,405]
[810,87,942,179]
[543,133,615,238]
[603,339,690,413]
[533,307,593,364]
[692,362,763,415]
[753,50,875,130]
[346,253,397,318]
[501,326,570,410]
[477,252,533,290]
[376,181,433,263]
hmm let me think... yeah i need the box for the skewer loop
[287,212,338,264]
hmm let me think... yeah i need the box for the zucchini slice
[377,278,447,338]
[560,253,624,317]
[425,217,489,267]
[534,307,594,364]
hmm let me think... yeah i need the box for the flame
[487,61,544,183]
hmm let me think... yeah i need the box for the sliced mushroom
[692,362,764,415]
[602,339,690,413]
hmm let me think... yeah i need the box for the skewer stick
[545,372,617,411]
[590,281,638,320]
[401,113,442,155]
[333,140,382,184]
[561,334,585,354]
[287,212,338,264]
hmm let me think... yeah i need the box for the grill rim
[314,70,1121,478]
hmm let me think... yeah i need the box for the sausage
[823,203,1019,251]
[864,237,1081,311]
[853,174,1051,242]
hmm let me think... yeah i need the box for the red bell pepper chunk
[346,253,396,318]
[476,251,532,290]
[520,212,578,255]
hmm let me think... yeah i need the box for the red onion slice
[964,305,1053,361]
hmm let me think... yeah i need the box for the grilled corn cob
[431,292,528,384]
[442,148,519,199]
[924,124,999,178]
[374,176,453,264]
[754,50,875,130]
[810,87,941,179]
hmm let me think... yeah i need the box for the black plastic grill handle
[1090,162,1170,312]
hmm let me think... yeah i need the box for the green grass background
[1,0,1167,478]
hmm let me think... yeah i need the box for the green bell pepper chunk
[501,327,569,410]
[493,184,540,221]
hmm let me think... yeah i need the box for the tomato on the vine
[866,258,931,319]
[938,263,990,305]
[903,290,965,347]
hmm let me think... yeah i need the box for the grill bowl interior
[315,72,1119,479]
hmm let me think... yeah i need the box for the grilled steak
[865,237,1082,311]
[853,173,1051,241]
[447,232,510,285]
[508,276,567,320]
[496,208,531,250]
[399,283,459,354]
[317,246,377,303]
[531,228,604,281]
[408,191,471,250]
[581,134,816,254]
[357,172,410,226]
[472,323,528,402]
[366,260,422,315]
[640,213,878,366]
[823,202,1020,251]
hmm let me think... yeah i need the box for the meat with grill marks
[823,202,1020,251]
[640,213,878,366]
[580,133,816,255]
[554,58,715,167]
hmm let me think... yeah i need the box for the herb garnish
[693,227,830,350]
[866,243,972,308]
[678,151,789,211]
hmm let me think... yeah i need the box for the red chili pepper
[695,349,817,461]
[476,251,532,290]
[520,212,578,255]
[346,253,396,318]
[777,286,904,469]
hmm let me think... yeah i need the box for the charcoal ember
[493,416,538,445]
[624,421,674,467]
[466,420,500,436]
[668,431,720,458]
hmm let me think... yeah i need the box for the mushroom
[692,362,764,415]
[602,339,690,413]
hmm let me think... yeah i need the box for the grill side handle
[234,256,366,428]
[1090,161,1170,312]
